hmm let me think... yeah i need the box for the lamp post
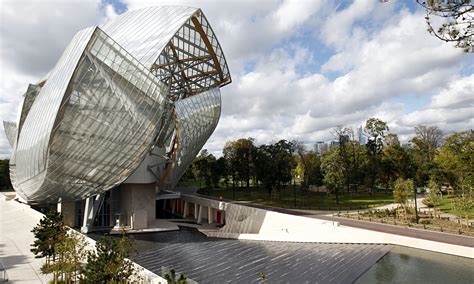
[293,174,296,207]
[414,183,419,224]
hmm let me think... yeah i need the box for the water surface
[357,246,474,284]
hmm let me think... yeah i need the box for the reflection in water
[357,246,474,284]
[88,226,220,253]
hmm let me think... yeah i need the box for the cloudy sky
[0,0,472,158]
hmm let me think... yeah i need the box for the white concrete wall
[120,183,156,227]
[124,150,165,184]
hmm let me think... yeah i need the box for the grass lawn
[203,186,394,211]
[438,196,474,219]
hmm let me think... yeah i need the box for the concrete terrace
[0,193,49,283]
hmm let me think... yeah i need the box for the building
[3,6,231,231]
[314,141,329,155]
[357,125,368,145]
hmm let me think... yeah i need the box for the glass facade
[4,6,231,203]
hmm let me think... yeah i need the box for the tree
[192,150,218,189]
[364,118,389,194]
[164,269,188,284]
[223,141,238,194]
[331,126,353,193]
[393,178,414,210]
[31,211,67,265]
[294,141,310,188]
[233,138,256,188]
[423,180,442,218]
[435,130,473,191]
[417,0,473,52]
[83,233,137,283]
[380,134,413,190]
[212,157,227,188]
[253,140,296,195]
[0,159,12,190]
[321,148,344,204]
[42,232,88,283]
[294,142,323,187]
[254,144,275,195]
[272,140,296,187]
[411,125,443,186]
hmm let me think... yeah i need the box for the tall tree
[0,159,12,190]
[31,211,67,265]
[84,234,136,283]
[222,138,255,189]
[223,141,238,192]
[273,140,296,187]
[254,144,275,195]
[364,117,389,194]
[295,146,323,187]
[380,134,413,190]
[435,130,473,191]
[234,138,255,188]
[321,148,344,204]
[331,125,354,193]
[254,140,296,194]
[411,125,443,186]
[42,232,88,283]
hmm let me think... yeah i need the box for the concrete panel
[120,183,156,227]
[218,203,267,234]
[60,200,76,227]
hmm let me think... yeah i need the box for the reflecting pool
[357,246,474,284]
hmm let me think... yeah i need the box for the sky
[0,0,472,158]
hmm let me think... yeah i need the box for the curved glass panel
[159,88,221,189]
[3,121,17,147]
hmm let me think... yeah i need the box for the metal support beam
[194,203,198,220]
[197,205,203,224]
[183,201,188,218]
[208,207,214,224]
[81,193,104,233]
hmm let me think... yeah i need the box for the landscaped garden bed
[338,209,474,237]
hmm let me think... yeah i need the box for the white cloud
[394,75,474,131]
[0,0,107,158]
[0,0,472,159]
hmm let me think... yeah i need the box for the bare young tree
[413,125,443,159]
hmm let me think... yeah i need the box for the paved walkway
[0,194,50,283]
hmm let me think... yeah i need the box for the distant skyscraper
[330,140,340,148]
[358,126,368,145]
[315,142,329,155]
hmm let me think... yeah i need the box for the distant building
[315,142,330,155]
[401,141,412,149]
[330,140,340,148]
[358,126,368,145]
